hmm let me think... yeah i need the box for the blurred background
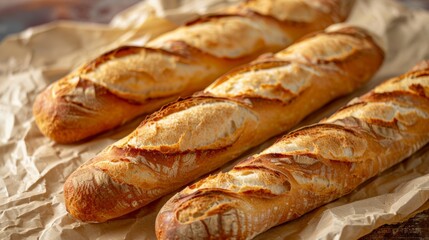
[0,0,141,40]
[0,0,428,40]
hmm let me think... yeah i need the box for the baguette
[33,0,351,144]
[155,61,429,240]
[63,26,383,222]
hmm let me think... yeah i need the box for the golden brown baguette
[155,61,429,240]
[33,0,351,144]
[63,26,384,223]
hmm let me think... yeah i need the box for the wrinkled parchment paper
[1,0,429,239]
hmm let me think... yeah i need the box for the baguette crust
[34,0,349,143]
[64,26,384,222]
[156,62,429,240]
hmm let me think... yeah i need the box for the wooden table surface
[361,208,429,239]
[1,0,428,239]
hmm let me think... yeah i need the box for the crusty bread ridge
[155,61,429,240]
[33,0,350,143]
[63,25,384,223]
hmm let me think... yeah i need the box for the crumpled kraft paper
[1,0,429,239]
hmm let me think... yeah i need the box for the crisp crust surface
[33,0,349,143]
[63,25,384,223]
[155,62,429,240]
